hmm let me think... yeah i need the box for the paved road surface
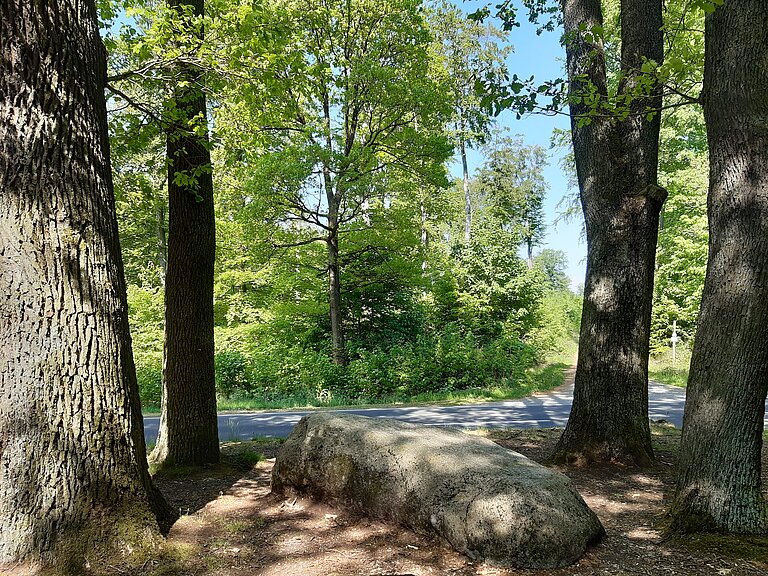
[144,380,750,444]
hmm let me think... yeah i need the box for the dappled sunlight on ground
[135,426,768,576]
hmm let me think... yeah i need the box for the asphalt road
[143,380,742,443]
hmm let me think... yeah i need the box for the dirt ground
[140,425,768,576]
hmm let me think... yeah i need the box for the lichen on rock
[272,413,604,568]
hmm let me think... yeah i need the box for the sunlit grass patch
[649,347,691,387]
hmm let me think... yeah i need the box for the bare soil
[135,424,768,576]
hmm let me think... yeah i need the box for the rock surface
[271,413,604,568]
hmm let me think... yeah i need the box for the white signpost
[671,320,679,363]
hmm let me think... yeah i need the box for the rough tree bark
[667,0,768,534]
[151,0,220,466]
[0,0,174,567]
[550,0,666,466]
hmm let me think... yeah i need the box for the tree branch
[106,83,166,126]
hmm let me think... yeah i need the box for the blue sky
[455,2,587,288]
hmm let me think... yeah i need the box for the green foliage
[211,0,454,363]
[109,0,585,411]
[127,286,165,408]
[346,328,537,398]
[528,289,582,356]
[205,325,541,404]
[474,135,548,257]
[428,0,510,147]
[533,249,570,292]
[223,341,347,400]
[136,363,163,407]
[451,234,544,340]
[473,0,706,132]
[651,110,708,352]
[214,351,250,398]
[342,251,426,349]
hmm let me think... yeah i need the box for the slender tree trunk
[325,177,346,366]
[320,88,347,366]
[152,0,219,467]
[667,0,768,534]
[156,198,168,286]
[460,137,472,243]
[550,0,666,466]
[0,0,173,566]
[526,238,533,269]
[327,227,347,366]
[421,201,429,271]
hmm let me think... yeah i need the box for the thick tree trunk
[551,0,665,466]
[0,0,173,566]
[667,0,768,534]
[151,0,220,467]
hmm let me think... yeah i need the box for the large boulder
[272,413,604,568]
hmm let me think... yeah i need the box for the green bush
[344,327,537,399]
[243,343,347,400]
[128,279,575,409]
[136,361,162,407]
[215,350,250,398]
[127,285,165,408]
[528,289,582,359]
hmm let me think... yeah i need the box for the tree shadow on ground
[101,427,768,576]
[153,440,282,516]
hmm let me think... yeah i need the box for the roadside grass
[649,347,691,388]
[213,360,571,411]
[142,339,577,415]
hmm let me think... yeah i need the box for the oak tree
[0,0,173,566]
[151,0,220,467]
[549,0,667,465]
[667,0,768,534]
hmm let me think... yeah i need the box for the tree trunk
[0,0,174,567]
[421,201,429,271]
[461,138,472,243]
[320,88,347,366]
[151,0,220,467]
[550,0,666,466]
[667,0,768,534]
[156,198,168,286]
[526,238,533,269]
[327,222,347,366]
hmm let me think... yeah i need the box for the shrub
[136,361,162,407]
[215,350,250,398]
[344,327,538,399]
